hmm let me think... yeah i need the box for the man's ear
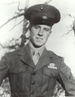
[49,32,51,37]
[49,27,52,35]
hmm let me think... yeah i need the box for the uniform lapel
[35,48,52,71]
[19,45,35,68]
[18,45,54,70]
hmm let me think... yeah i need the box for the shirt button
[30,91,35,97]
[31,81,35,85]
[32,71,36,75]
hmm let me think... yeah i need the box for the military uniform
[0,45,75,97]
[0,4,75,97]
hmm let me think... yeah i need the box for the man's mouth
[36,37,43,40]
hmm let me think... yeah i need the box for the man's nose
[38,29,43,36]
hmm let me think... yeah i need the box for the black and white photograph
[0,0,75,97]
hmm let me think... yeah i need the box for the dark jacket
[0,45,75,97]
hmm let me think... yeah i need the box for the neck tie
[32,51,40,65]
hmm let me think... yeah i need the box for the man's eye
[44,28,50,31]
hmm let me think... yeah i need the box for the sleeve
[57,57,75,96]
[0,54,9,85]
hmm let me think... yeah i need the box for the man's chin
[33,43,43,48]
[30,41,45,48]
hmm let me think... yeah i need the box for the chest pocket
[8,60,33,82]
[43,65,58,78]
[9,59,34,73]
[8,61,33,92]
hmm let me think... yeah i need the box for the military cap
[24,4,61,26]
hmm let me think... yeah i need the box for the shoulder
[47,50,74,78]
[1,46,26,62]
[0,46,28,72]
[48,50,63,62]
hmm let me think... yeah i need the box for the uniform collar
[19,44,53,71]
[28,41,45,57]
[18,44,35,68]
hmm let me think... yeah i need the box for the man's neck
[28,41,45,56]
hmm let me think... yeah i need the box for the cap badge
[40,5,44,10]
[48,63,57,69]
[40,7,43,10]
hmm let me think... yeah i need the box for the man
[0,4,75,97]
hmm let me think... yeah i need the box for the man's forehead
[31,24,52,29]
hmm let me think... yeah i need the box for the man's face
[29,24,52,47]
